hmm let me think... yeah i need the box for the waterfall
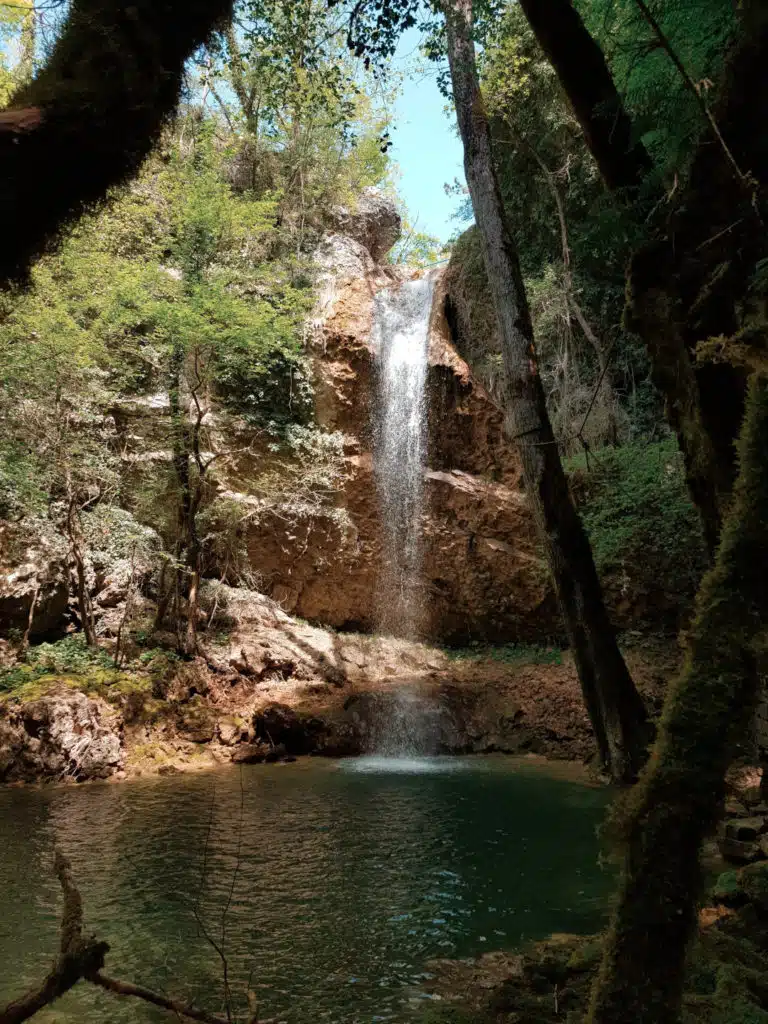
[371,273,436,640]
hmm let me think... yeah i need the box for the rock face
[0,688,123,782]
[328,187,402,262]
[185,584,628,764]
[242,261,555,643]
[99,190,552,644]
[0,522,69,638]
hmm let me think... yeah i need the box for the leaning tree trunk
[515,0,651,194]
[442,0,649,783]
[588,371,768,1024]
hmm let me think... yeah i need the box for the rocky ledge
[0,584,671,785]
[0,688,123,783]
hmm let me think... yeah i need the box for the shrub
[567,439,707,601]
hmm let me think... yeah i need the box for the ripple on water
[0,757,612,1024]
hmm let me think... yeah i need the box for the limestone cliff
[242,227,556,643]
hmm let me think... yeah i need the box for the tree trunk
[168,340,198,656]
[0,0,233,286]
[515,0,651,193]
[65,484,95,647]
[588,371,768,1024]
[442,0,649,783]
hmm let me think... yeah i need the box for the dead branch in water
[0,851,230,1024]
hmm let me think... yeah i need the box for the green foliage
[577,0,737,180]
[567,439,706,590]
[0,0,33,104]
[27,635,114,675]
[389,218,447,267]
[0,636,113,695]
[201,0,392,219]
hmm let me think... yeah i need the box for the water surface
[0,756,611,1023]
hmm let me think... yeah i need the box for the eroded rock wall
[242,260,556,643]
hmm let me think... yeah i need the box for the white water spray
[371,274,436,639]
[369,274,438,763]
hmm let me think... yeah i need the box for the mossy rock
[0,669,149,706]
[566,936,604,972]
[177,697,216,743]
[712,870,743,903]
[740,863,768,913]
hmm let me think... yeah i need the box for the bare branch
[91,974,229,1024]
[0,852,109,1024]
[0,852,232,1024]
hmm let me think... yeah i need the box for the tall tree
[441,0,649,783]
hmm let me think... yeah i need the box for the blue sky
[388,30,468,244]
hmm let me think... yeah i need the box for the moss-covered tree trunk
[442,0,650,783]
[0,0,232,285]
[588,371,768,1024]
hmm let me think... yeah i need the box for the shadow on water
[0,757,612,1024]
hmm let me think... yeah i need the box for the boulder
[253,702,323,755]
[314,234,376,283]
[0,521,69,638]
[0,688,123,782]
[718,837,762,864]
[176,700,216,743]
[231,742,270,765]
[722,817,768,841]
[218,717,246,746]
[328,188,401,261]
[264,743,288,763]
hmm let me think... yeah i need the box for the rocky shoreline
[0,586,673,786]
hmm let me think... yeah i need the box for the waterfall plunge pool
[0,757,612,1024]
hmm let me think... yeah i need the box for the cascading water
[367,272,438,765]
[371,273,436,640]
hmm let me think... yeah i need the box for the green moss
[712,871,741,902]
[0,673,83,705]
[587,374,768,1022]
[0,635,156,700]
[0,669,152,706]
[568,937,605,972]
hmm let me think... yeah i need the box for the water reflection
[0,758,611,1023]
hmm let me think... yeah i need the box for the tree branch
[631,0,752,195]
[0,0,233,285]
[91,974,229,1024]
[0,852,232,1024]
[0,852,109,1024]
